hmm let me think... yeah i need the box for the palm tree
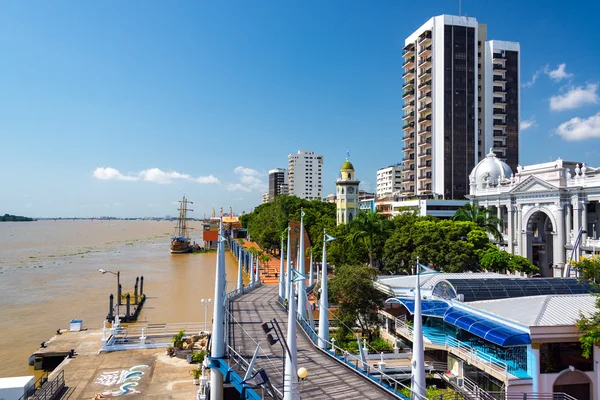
[349,211,389,267]
[453,203,503,241]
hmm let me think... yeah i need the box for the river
[0,220,238,378]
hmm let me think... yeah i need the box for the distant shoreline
[1,214,33,222]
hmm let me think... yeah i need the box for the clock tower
[336,157,360,225]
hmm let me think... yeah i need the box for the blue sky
[1,0,600,218]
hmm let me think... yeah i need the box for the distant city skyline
[1,1,600,217]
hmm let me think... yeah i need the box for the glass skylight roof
[434,278,595,302]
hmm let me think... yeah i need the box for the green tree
[574,256,600,358]
[453,203,503,241]
[329,264,386,341]
[348,211,390,267]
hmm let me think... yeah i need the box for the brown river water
[0,220,239,378]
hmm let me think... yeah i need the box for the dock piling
[126,293,131,318]
[140,276,144,296]
[108,294,114,321]
[134,277,139,304]
[118,284,122,306]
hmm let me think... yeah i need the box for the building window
[540,342,593,373]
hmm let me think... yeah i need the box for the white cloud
[520,116,537,131]
[228,166,267,192]
[194,175,220,184]
[93,167,220,184]
[549,83,598,111]
[139,168,190,184]
[234,166,260,176]
[93,167,137,181]
[545,63,573,82]
[555,112,600,141]
[522,70,542,88]
[227,183,252,192]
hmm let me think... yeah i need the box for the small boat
[170,196,193,254]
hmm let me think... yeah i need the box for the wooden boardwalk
[228,285,397,400]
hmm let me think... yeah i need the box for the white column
[236,246,243,291]
[308,250,314,287]
[278,233,286,299]
[497,203,502,237]
[249,254,255,285]
[566,204,572,244]
[517,205,523,256]
[507,205,514,254]
[284,261,299,400]
[554,205,565,277]
[529,344,540,393]
[411,260,426,400]
[297,210,306,320]
[582,202,588,243]
[318,230,330,350]
[573,198,582,260]
[594,345,600,400]
[210,221,225,400]
[285,225,291,300]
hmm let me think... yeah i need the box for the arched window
[341,187,345,195]
[348,173,352,179]
[348,212,353,222]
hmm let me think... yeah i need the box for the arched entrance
[525,211,554,277]
[553,370,591,400]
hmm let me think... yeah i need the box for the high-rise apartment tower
[401,15,519,200]
[268,168,289,201]
[288,150,323,200]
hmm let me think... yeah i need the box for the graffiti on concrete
[94,365,149,397]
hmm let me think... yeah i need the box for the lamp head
[99,269,107,274]
[261,322,273,334]
[297,367,308,380]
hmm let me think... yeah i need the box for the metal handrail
[29,370,65,400]
[226,344,284,399]
[394,317,510,380]
[287,302,426,400]
[487,393,578,400]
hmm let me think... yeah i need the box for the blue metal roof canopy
[443,308,530,347]
[385,298,450,317]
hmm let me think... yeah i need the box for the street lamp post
[99,269,120,321]
[201,298,212,332]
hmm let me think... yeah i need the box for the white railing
[290,305,423,400]
[394,317,510,381]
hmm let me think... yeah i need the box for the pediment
[509,176,558,194]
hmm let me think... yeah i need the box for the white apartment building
[288,150,323,200]
[401,15,520,200]
[376,164,404,197]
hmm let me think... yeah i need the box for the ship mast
[176,196,193,238]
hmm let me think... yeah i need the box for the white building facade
[468,150,600,277]
[376,164,403,197]
[288,150,323,200]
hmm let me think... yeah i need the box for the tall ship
[170,196,193,254]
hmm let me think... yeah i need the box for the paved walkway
[228,285,397,400]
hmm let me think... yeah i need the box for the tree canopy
[240,195,336,256]
[1,214,33,222]
[242,198,536,275]
[573,256,600,358]
[329,264,386,341]
[453,203,503,241]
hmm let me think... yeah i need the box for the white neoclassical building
[468,150,600,277]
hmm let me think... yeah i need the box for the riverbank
[0,220,238,377]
